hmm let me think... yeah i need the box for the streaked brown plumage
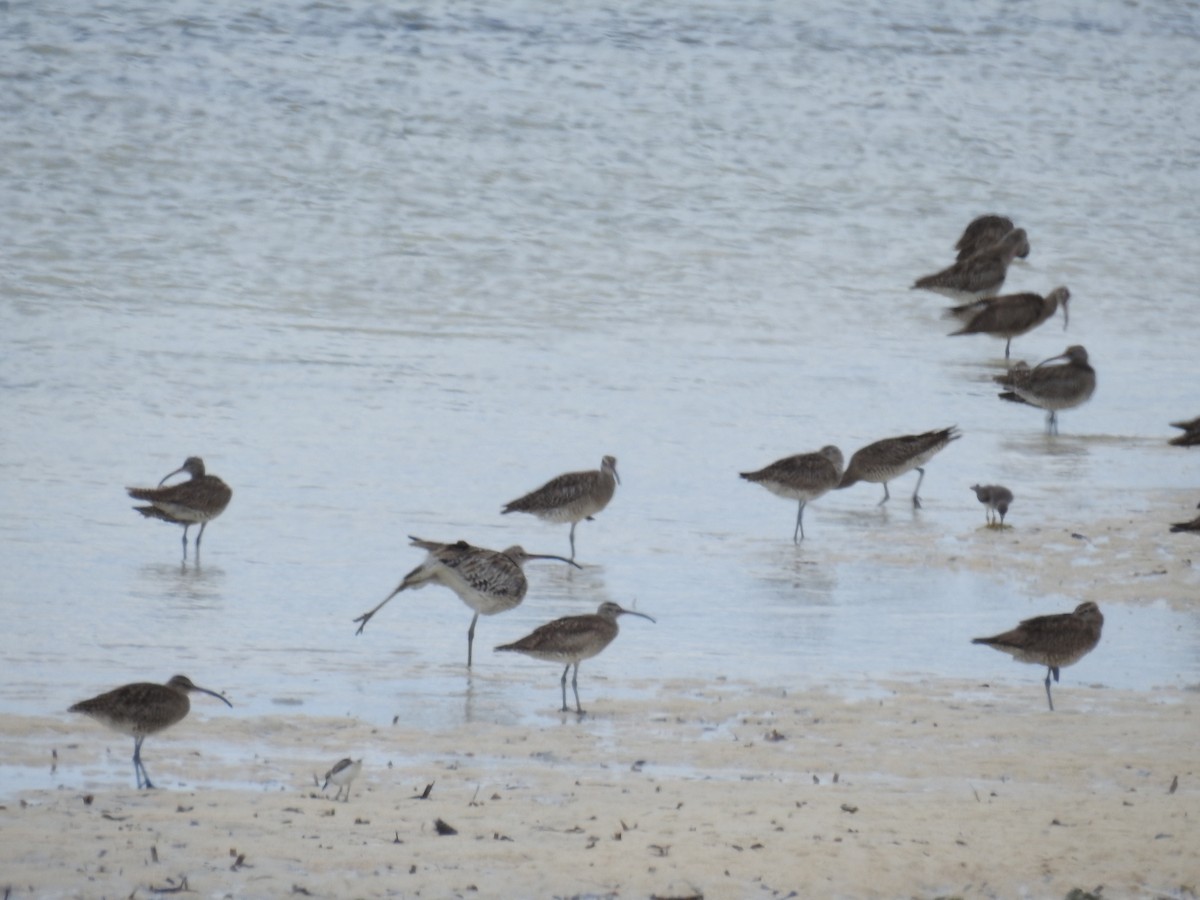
[912,228,1029,299]
[948,286,1070,359]
[995,345,1096,434]
[836,427,961,508]
[954,215,1027,262]
[495,601,654,714]
[1168,416,1200,447]
[68,675,232,788]
[740,445,844,542]
[353,536,579,667]
[955,215,1012,259]
[970,484,1013,526]
[501,455,619,560]
[127,457,232,560]
[972,602,1103,711]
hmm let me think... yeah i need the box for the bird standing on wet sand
[501,455,619,561]
[953,215,1029,262]
[995,345,1096,435]
[352,537,580,668]
[740,445,844,542]
[912,228,1029,300]
[127,457,232,560]
[947,286,1070,360]
[69,675,233,789]
[972,602,1104,711]
[322,758,362,802]
[495,601,655,714]
[837,427,961,508]
[971,484,1014,527]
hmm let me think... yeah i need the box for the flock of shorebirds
[66,216,1194,791]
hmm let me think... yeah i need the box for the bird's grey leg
[1044,667,1056,712]
[567,522,578,561]
[1004,338,1011,359]
[877,483,891,506]
[181,525,191,560]
[912,468,926,509]
[134,735,155,789]
[467,612,479,669]
[793,500,806,543]
[559,665,571,712]
[196,521,207,553]
[571,664,583,715]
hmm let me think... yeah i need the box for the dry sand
[2,509,1197,900]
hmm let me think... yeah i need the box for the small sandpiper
[322,758,363,802]
[970,484,1014,527]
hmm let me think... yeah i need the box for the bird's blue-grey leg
[133,735,155,789]
[878,483,891,506]
[181,525,191,560]
[567,522,578,561]
[912,468,926,509]
[196,521,208,554]
[1044,666,1059,711]
[559,664,571,712]
[1005,337,1012,359]
[467,612,479,669]
[571,663,583,714]
[793,500,807,543]
[132,736,143,788]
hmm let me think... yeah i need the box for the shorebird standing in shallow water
[912,228,1029,300]
[837,427,960,508]
[972,602,1104,711]
[69,675,232,789]
[995,345,1096,435]
[495,601,654,714]
[947,286,1070,360]
[127,457,232,560]
[970,484,1014,527]
[501,455,619,561]
[352,537,580,668]
[322,758,362,802]
[1168,416,1200,447]
[740,445,844,542]
[953,215,1028,262]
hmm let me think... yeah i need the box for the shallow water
[3,1,1199,741]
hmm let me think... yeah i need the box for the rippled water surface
[3,1,1199,732]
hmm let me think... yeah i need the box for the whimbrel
[995,345,1096,434]
[352,537,580,667]
[972,601,1103,711]
[837,427,961,508]
[970,484,1014,527]
[954,215,1028,262]
[1169,416,1200,447]
[501,455,619,561]
[947,286,1070,359]
[68,675,232,789]
[322,758,362,802]
[740,445,844,542]
[1170,502,1200,534]
[495,601,654,714]
[127,457,232,560]
[912,228,1029,300]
